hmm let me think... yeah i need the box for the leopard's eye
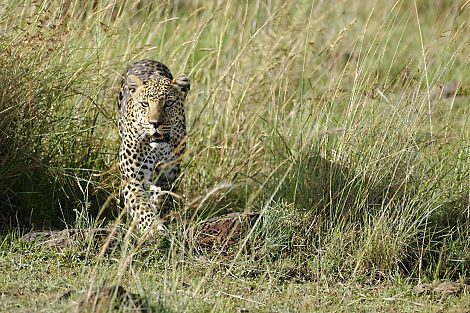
[163,100,175,108]
[140,101,149,108]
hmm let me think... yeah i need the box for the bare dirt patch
[20,212,260,253]
[194,212,259,250]
[75,285,148,313]
[20,227,121,252]
[414,282,470,295]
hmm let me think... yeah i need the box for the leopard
[117,60,190,235]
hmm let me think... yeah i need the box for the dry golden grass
[0,0,469,311]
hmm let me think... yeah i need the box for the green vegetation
[0,0,469,311]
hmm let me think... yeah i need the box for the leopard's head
[127,73,190,148]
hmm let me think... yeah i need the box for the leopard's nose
[150,121,162,129]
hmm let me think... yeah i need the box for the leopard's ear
[127,75,143,93]
[172,73,190,95]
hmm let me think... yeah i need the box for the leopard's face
[127,74,189,148]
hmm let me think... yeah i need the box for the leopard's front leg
[121,178,166,235]
[151,141,182,216]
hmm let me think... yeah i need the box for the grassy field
[0,0,469,311]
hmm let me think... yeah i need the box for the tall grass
[0,2,117,228]
[1,0,469,303]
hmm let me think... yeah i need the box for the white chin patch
[150,142,158,149]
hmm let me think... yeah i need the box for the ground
[1,224,470,312]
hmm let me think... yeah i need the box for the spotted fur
[117,60,190,234]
